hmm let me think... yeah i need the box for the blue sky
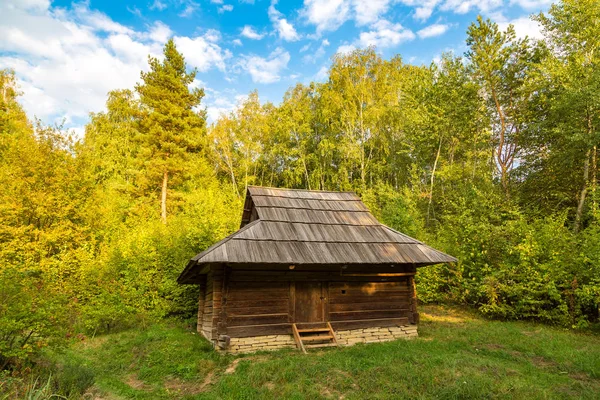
[0,0,552,135]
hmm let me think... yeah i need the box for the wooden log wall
[200,267,225,340]
[328,280,410,331]
[196,276,207,333]
[210,267,416,339]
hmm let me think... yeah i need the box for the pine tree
[135,39,207,224]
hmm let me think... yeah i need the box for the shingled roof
[178,186,456,283]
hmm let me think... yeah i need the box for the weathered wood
[301,334,333,342]
[329,281,409,290]
[226,290,288,301]
[330,317,409,331]
[228,268,417,280]
[227,313,289,326]
[227,305,289,316]
[295,282,323,322]
[329,309,409,321]
[225,299,287,309]
[328,295,410,304]
[327,322,339,347]
[289,281,295,323]
[305,343,337,348]
[292,323,307,354]
[409,276,418,325]
[329,301,409,312]
[226,323,293,338]
[196,276,206,333]
[328,288,411,297]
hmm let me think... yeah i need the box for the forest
[1,0,599,374]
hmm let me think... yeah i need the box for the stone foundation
[222,325,418,353]
[226,334,297,353]
[335,325,418,345]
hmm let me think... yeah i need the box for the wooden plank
[329,301,409,312]
[227,305,289,316]
[329,295,410,305]
[329,281,409,290]
[292,323,306,354]
[328,289,411,298]
[330,317,409,331]
[330,309,409,321]
[304,343,337,348]
[226,313,289,326]
[327,322,339,347]
[228,281,290,290]
[301,334,333,342]
[297,327,330,333]
[226,290,289,301]
[226,323,293,338]
[289,281,295,323]
[225,299,288,309]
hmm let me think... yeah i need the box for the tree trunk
[161,170,168,225]
[574,149,590,234]
[592,145,597,217]
[427,136,443,225]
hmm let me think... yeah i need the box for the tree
[135,39,207,224]
[533,0,600,232]
[466,17,535,196]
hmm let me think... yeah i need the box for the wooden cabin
[178,186,456,353]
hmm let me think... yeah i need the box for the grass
[3,305,600,399]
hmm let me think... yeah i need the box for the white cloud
[178,1,199,17]
[509,0,553,10]
[498,16,543,40]
[301,0,351,34]
[269,1,300,41]
[0,0,229,128]
[441,0,503,14]
[211,0,224,4]
[218,4,234,13]
[353,0,394,26]
[398,0,440,21]
[203,89,247,123]
[314,65,329,80]
[150,0,167,11]
[301,0,398,33]
[337,44,356,54]
[174,32,231,72]
[147,21,172,43]
[275,19,301,41]
[417,23,450,38]
[358,20,415,48]
[303,39,330,63]
[232,38,243,46]
[240,47,290,83]
[240,25,265,40]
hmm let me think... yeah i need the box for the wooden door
[294,282,324,322]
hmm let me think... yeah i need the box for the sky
[0,0,553,136]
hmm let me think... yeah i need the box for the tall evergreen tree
[135,39,207,224]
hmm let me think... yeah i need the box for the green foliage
[9,306,599,399]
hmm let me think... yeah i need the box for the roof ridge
[248,185,358,194]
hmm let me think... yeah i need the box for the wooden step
[305,343,338,348]
[297,328,331,333]
[292,322,340,353]
[300,334,334,342]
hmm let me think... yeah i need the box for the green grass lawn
[13,305,600,399]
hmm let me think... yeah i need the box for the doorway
[294,282,324,322]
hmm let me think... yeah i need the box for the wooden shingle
[178,186,456,283]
